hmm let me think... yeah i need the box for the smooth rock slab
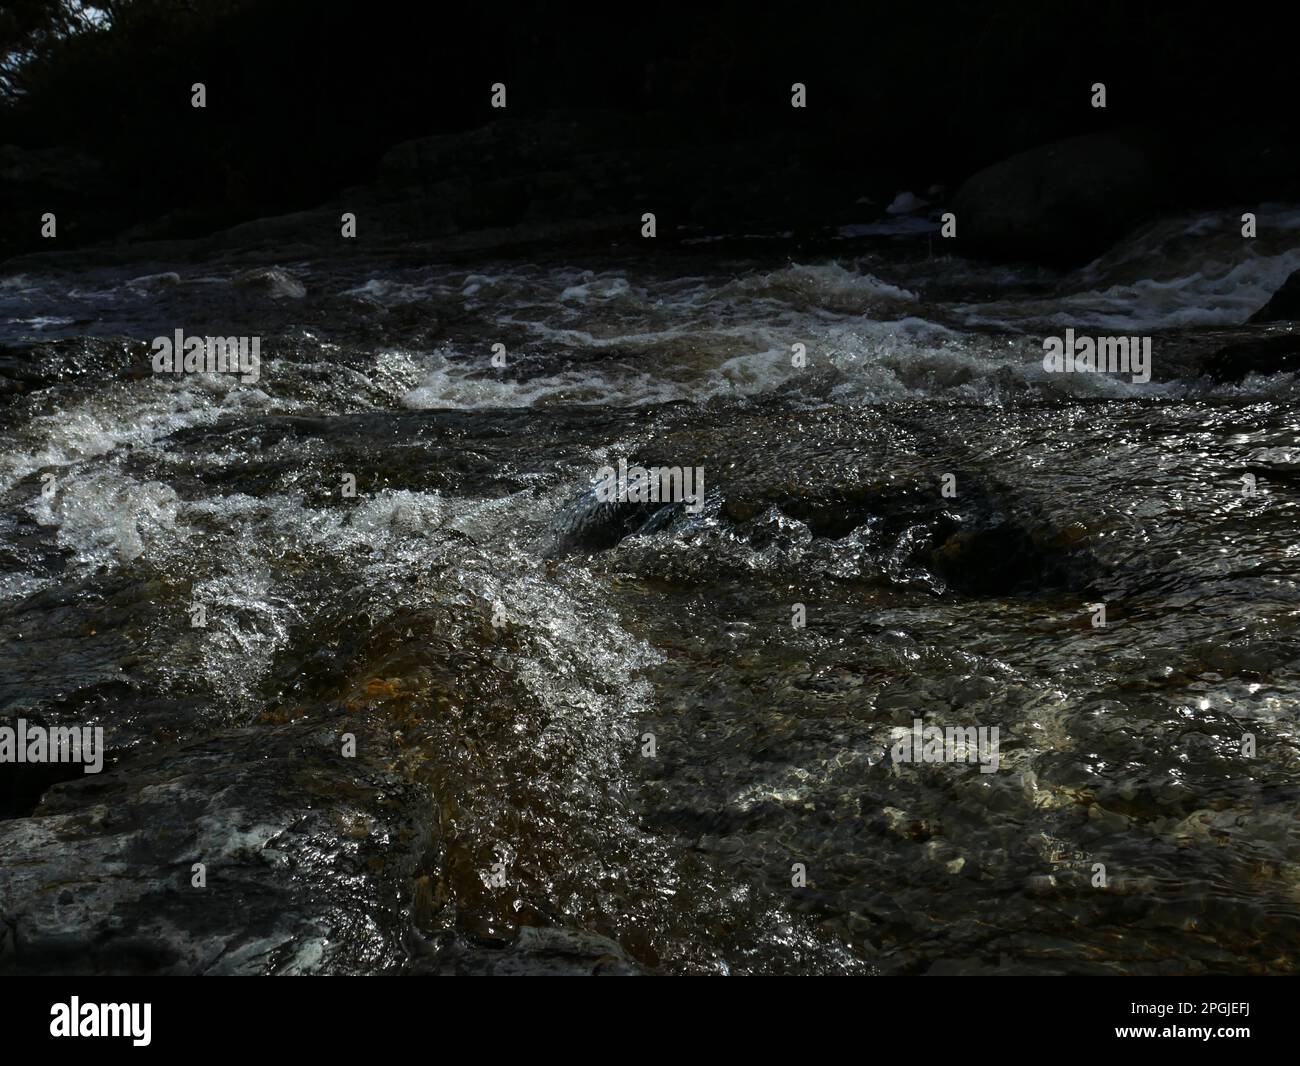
[0,713,434,975]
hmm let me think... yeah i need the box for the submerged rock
[1199,333,1300,381]
[409,927,645,976]
[562,410,1097,597]
[232,267,307,299]
[125,271,182,292]
[0,712,434,975]
[548,485,686,553]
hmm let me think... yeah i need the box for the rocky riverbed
[2,181,1300,974]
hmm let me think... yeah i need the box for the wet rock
[1244,447,1300,482]
[1249,269,1300,323]
[0,712,434,975]
[0,567,223,817]
[560,409,1095,596]
[726,473,1085,596]
[1199,333,1300,382]
[548,486,684,553]
[729,480,931,541]
[232,267,307,299]
[0,337,147,404]
[926,510,1082,596]
[951,130,1159,266]
[125,271,181,292]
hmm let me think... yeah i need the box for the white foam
[957,204,1300,332]
[28,469,181,567]
[727,262,917,309]
[559,275,633,303]
[0,375,274,496]
[401,363,693,409]
[6,316,74,330]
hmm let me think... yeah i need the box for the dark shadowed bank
[2,0,1299,261]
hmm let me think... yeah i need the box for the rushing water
[3,205,1300,974]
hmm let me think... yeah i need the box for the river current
[2,205,1299,974]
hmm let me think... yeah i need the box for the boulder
[1249,269,1300,323]
[1200,334,1300,382]
[950,130,1159,266]
[0,712,435,975]
[232,266,307,299]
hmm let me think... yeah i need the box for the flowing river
[2,205,1299,974]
